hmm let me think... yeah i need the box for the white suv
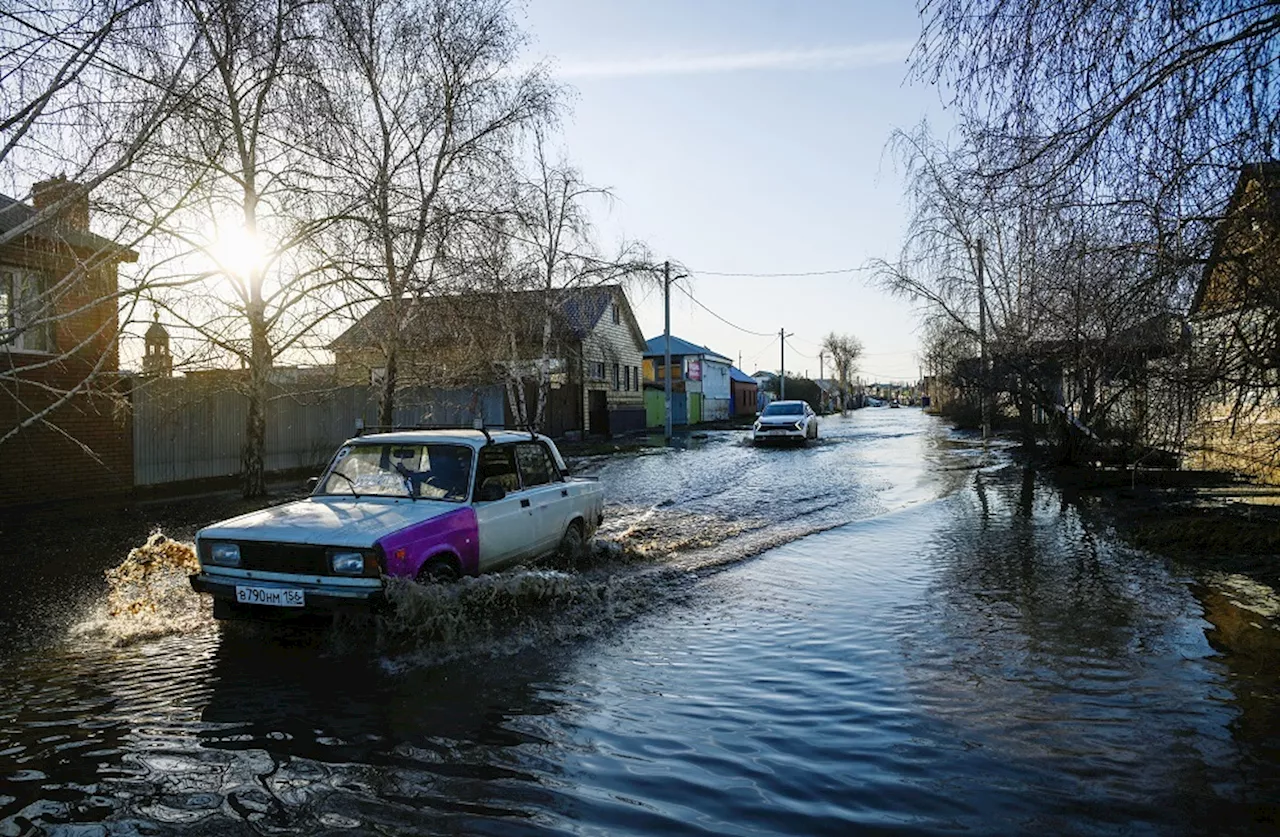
[751,400,818,445]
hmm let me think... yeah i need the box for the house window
[635,366,641,391]
[611,304,620,324]
[624,365,631,391]
[1,266,53,353]
[589,361,605,381]
[612,362,620,390]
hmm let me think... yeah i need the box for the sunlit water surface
[2,410,1278,835]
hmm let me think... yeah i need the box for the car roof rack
[354,423,508,444]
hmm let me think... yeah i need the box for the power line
[686,265,872,278]
[744,335,779,368]
[672,282,774,337]
[783,338,820,361]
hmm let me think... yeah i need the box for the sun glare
[208,222,269,281]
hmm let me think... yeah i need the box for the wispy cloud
[552,41,913,79]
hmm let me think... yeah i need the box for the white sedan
[751,401,818,445]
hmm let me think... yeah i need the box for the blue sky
[521,0,953,382]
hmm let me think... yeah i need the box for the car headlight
[794,421,804,430]
[209,542,241,567]
[330,550,366,575]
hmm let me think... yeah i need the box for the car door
[472,443,536,571]
[514,441,569,555]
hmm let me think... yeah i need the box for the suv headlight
[209,542,241,567]
[330,550,366,575]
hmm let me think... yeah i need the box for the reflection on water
[1,411,1278,834]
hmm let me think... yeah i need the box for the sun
[208,222,269,282]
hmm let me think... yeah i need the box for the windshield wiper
[326,470,361,498]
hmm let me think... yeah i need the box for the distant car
[189,429,604,620]
[752,400,818,445]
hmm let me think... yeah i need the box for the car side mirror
[304,476,320,492]
[477,482,506,502]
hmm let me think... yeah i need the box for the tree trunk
[1019,374,1035,451]
[533,297,554,431]
[241,298,271,498]
[378,339,398,428]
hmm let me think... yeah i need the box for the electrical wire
[686,265,872,278]
[783,338,820,361]
[744,335,779,368]
[672,282,774,337]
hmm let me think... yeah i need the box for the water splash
[76,531,211,646]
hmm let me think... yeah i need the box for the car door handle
[520,498,531,508]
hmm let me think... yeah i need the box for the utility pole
[664,260,673,441]
[779,328,794,399]
[977,237,990,442]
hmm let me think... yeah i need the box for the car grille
[237,542,330,576]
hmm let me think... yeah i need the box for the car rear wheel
[418,557,460,584]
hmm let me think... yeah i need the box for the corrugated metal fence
[133,380,504,486]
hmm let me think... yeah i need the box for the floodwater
[2,410,1279,834]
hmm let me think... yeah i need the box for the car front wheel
[558,521,587,565]
[418,557,460,584]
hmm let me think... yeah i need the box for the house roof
[729,366,756,384]
[329,284,646,353]
[1192,160,1280,316]
[643,335,733,364]
[0,193,138,262]
[750,370,777,380]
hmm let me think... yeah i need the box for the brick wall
[0,356,133,507]
[1,233,131,509]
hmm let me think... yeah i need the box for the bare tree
[506,128,652,430]
[820,332,863,413]
[911,0,1280,463]
[877,125,1189,462]
[1,0,199,452]
[317,0,556,428]
[132,0,343,498]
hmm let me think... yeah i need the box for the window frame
[514,441,564,487]
[474,442,523,497]
[1,265,54,354]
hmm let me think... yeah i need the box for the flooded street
[3,409,1279,834]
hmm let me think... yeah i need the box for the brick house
[329,284,647,437]
[1,179,138,507]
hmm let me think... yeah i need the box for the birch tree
[135,0,342,498]
[501,128,655,430]
[317,0,555,428]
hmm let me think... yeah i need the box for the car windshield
[763,403,804,416]
[318,443,473,501]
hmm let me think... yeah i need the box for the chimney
[31,176,90,232]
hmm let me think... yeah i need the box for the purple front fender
[376,507,481,579]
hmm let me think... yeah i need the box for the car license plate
[235,585,305,607]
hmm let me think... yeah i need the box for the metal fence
[132,380,504,486]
